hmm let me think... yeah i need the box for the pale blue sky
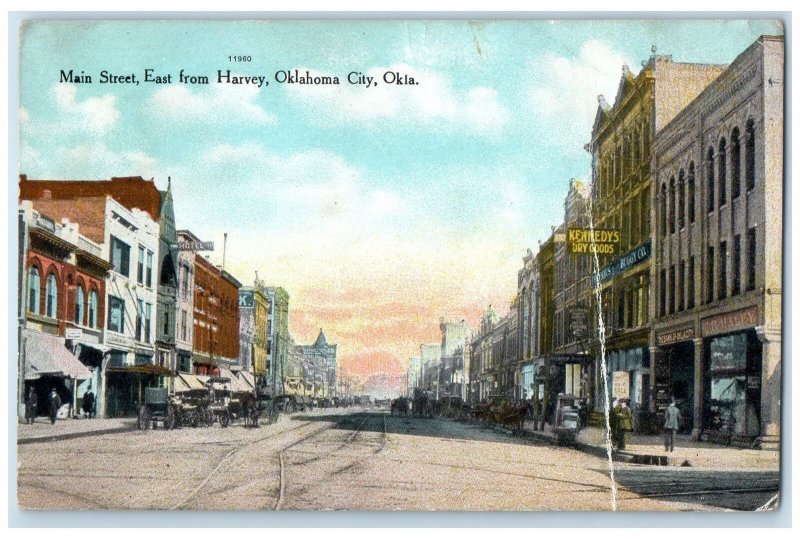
[18,19,782,373]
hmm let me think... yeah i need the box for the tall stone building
[297,329,338,398]
[587,53,728,421]
[264,286,290,396]
[238,279,270,379]
[651,35,783,448]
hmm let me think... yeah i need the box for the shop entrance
[663,342,695,434]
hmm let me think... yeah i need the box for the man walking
[48,388,62,425]
[664,398,683,452]
[616,399,633,450]
[25,388,38,424]
[82,389,96,419]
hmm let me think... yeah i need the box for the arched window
[660,182,667,237]
[27,266,40,314]
[718,138,727,207]
[89,289,98,328]
[688,162,696,224]
[707,147,715,212]
[633,129,640,164]
[669,176,676,234]
[75,285,85,325]
[45,273,58,318]
[731,127,741,199]
[746,119,756,191]
[678,169,686,230]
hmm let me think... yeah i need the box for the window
[732,234,741,296]
[718,241,728,300]
[746,119,756,191]
[89,290,98,328]
[669,265,676,314]
[27,266,40,314]
[110,236,131,276]
[108,295,124,333]
[688,162,696,224]
[669,176,676,234]
[687,257,696,309]
[146,250,153,287]
[731,127,741,199]
[678,170,685,230]
[181,309,188,341]
[747,228,757,291]
[145,303,152,343]
[75,285,85,325]
[678,260,685,311]
[706,246,715,304]
[163,310,170,336]
[137,245,145,284]
[707,147,715,212]
[660,269,666,317]
[718,138,727,207]
[660,183,667,237]
[136,300,144,341]
[46,273,57,318]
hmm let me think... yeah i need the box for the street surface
[17,409,778,511]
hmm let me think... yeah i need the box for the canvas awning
[218,368,253,393]
[175,373,207,392]
[23,329,92,380]
[237,370,256,390]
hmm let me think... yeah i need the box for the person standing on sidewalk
[82,389,96,419]
[664,398,682,452]
[25,388,38,424]
[616,400,633,450]
[48,389,62,425]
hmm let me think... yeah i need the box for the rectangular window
[136,299,144,341]
[163,309,170,336]
[146,251,154,288]
[747,228,757,291]
[718,241,728,300]
[145,303,152,343]
[181,309,188,341]
[110,236,130,276]
[688,175,696,224]
[137,245,145,284]
[732,235,741,295]
[688,257,696,309]
[706,246,715,304]
[668,265,675,314]
[678,260,685,312]
[659,269,666,318]
[107,295,124,333]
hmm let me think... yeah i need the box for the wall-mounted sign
[239,291,254,308]
[593,239,652,287]
[701,306,759,337]
[656,327,695,346]
[567,228,621,255]
[568,306,589,338]
[65,328,83,340]
[174,241,214,252]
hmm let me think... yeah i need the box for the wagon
[205,376,232,427]
[137,387,178,430]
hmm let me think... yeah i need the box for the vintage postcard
[13,18,784,513]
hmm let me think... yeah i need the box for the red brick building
[192,254,242,375]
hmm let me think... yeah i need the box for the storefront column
[692,338,704,441]
[757,327,781,450]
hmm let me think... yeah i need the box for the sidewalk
[522,421,780,470]
[17,417,137,444]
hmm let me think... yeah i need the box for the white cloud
[526,39,635,152]
[52,84,120,134]
[285,64,509,133]
[21,141,160,179]
[147,84,275,125]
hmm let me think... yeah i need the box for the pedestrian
[608,398,620,450]
[664,398,683,452]
[48,388,62,425]
[616,399,633,450]
[25,388,38,424]
[82,389,96,419]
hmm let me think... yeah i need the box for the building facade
[239,281,270,378]
[175,230,199,374]
[264,287,290,396]
[651,36,783,448]
[297,329,338,398]
[192,255,241,375]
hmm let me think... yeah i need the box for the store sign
[65,328,83,340]
[612,371,630,399]
[568,306,589,338]
[105,333,133,349]
[593,240,651,287]
[239,291,254,308]
[656,327,695,346]
[567,228,621,255]
[701,306,759,337]
[174,240,214,251]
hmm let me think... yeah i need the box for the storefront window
[706,333,759,437]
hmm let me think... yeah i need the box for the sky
[17,19,782,394]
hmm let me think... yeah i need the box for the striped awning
[23,329,92,380]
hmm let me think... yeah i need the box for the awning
[607,347,647,372]
[237,370,256,390]
[105,363,173,376]
[23,329,92,380]
[175,373,207,392]
[218,368,252,393]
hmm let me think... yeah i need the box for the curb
[17,425,136,445]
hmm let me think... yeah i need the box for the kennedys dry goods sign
[567,228,621,255]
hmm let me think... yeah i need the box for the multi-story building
[651,35,783,448]
[587,54,728,421]
[406,356,422,396]
[419,343,441,393]
[297,329,338,398]
[516,249,540,400]
[18,202,106,418]
[21,189,162,418]
[175,229,200,374]
[192,255,241,375]
[438,318,470,399]
[238,280,270,379]
[264,287,290,396]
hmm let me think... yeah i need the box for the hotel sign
[174,240,214,252]
[592,240,651,287]
[567,228,621,255]
[701,306,759,337]
[656,327,695,346]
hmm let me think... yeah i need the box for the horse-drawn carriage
[469,396,530,433]
[390,396,410,416]
[137,387,178,430]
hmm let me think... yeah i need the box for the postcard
[14,18,783,512]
